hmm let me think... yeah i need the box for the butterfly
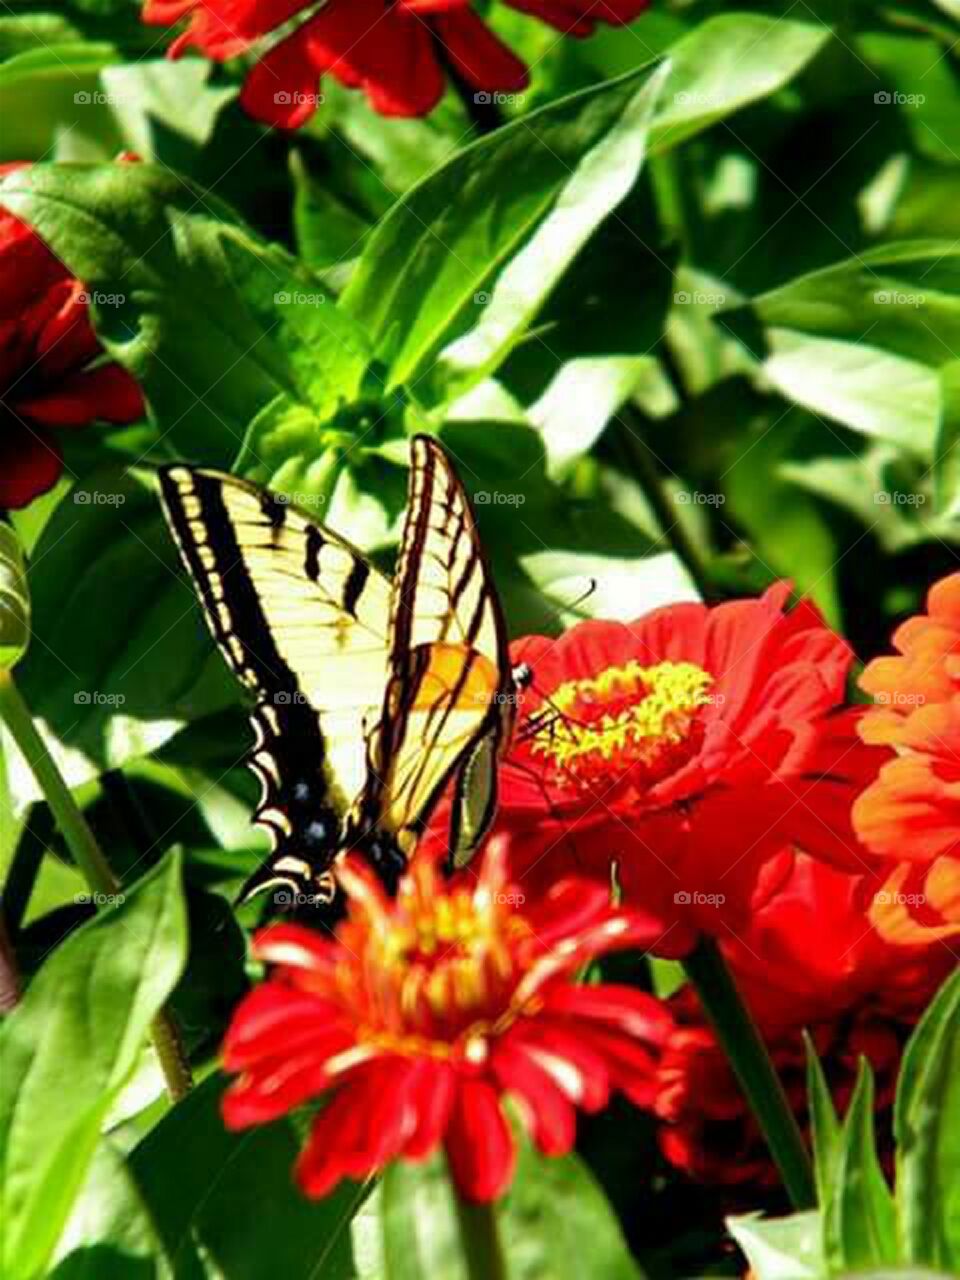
[158,434,524,911]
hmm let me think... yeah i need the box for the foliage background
[1,0,959,1276]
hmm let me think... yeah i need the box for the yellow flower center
[349,880,530,1059]
[529,659,714,791]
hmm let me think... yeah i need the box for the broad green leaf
[0,850,187,1280]
[805,1034,841,1210]
[530,357,654,477]
[895,967,960,1270]
[824,1061,897,1274]
[128,1074,365,1280]
[101,60,235,159]
[726,1211,824,1280]
[0,163,371,466]
[0,524,29,670]
[647,15,832,154]
[6,467,237,807]
[0,14,83,58]
[50,1140,170,1280]
[342,62,670,397]
[723,242,960,458]
[437,63,670,399]
[381,1140,645,1280]
[0,42,119,161]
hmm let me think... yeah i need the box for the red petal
[0,417,63,509]
[432,10,528,93]
[18,364,143,427]
[491,1039,575,1156]
[445,1078,515,1203]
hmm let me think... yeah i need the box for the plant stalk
[453,1196,508,1280]
[0,669,192,1100]
[683,937,816,1210]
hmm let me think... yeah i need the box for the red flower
[652,856,953,1191]
[493,584,883,956]
[144,0,649,129]
[221,839,669,1202]
[0,163,144,510]
[853,572,960,864]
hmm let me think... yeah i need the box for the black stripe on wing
[159,467,343,903]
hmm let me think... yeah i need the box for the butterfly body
[158,435,511,912]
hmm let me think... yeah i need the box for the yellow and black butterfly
[159,435,521,910]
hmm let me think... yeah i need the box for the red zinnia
[0,163,144,510]
[652,856,953,1191]
[143,0,650,130]
[222,839,670,1202]
[493,583,884,956]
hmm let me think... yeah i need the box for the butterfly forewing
[159,466,392,897]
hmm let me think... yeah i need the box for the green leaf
[128,1074,365,1280]
[342,62,669,398]
[0,524,30,670]
[723,242,960,458]
[50,1140,170,1280]
[0,163,371,466]
[0,850,187,1280]
[6,467,237,807]
[824,1060,897,1274]
[805,1033,841,1210]
[0,42,120,162]
[646,14,832,154]
[895,967,960,1270]
[726,1211,824,1280]
[380,1139,645,1279]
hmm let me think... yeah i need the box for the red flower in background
[0,163,143,510]
[222,840,669,1202]
[144,0,650,130]
[493,584,883,956]
[651,856,954,1190]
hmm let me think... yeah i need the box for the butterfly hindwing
[159,466,392,901]
[363,435,513,857]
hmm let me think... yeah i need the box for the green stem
[615,413,720,604]
[0,669,192,1101]
[683,938,816,1210]
[454,1197,507,1280]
